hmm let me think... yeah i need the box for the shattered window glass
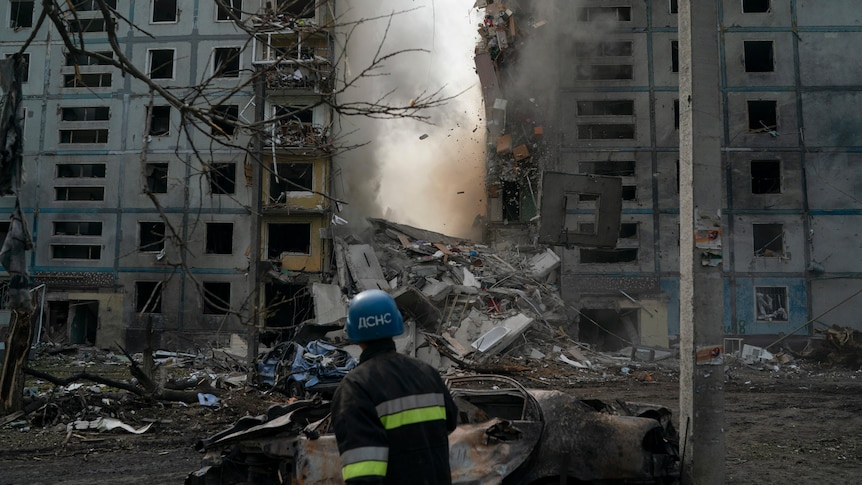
[755,287,788,322]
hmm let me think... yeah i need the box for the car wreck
[187,375,679,484]
[254,339,357,399]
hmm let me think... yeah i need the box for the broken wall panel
[539,172,622,247]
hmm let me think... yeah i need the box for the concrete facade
[0,1,335,351]
[476,0,862,347]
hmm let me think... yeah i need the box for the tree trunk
[0,310,33,414]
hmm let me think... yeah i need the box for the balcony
[266,120,329,150]
[264,62,333,94]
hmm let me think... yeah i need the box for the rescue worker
[331,289,458,484]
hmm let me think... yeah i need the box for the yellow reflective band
[379,405,447,430]
[342,460,388,481]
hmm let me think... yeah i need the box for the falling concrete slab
[346,244,390,291]
[392,286,442,332]
[529,248,560,280]
[312,283,347,324]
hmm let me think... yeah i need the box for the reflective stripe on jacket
[331,339,458,485]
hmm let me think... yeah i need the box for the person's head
[345,289,404,343]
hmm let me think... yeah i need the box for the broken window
[148,49,175,79]
[152,0,177,22]
[578,6,631,22]
[209,163,236,194]
[744,41,774,72]
[577,100,634,116]
[68,18,107,33]
[674,99,680,129]
[621,185,637,201]
[10,1,34,28]
[51,221,94,237]
[206,223,233,254]
[148,105,171,136]
[574,41,633,57]
[64,73,112,88]
[270,162,313,199]
[268,223,311,258]
[577,124,635,140]
[671,41,679,73]
[57,163,105,178]
[755,286,788,322]
[139,221,165,252]
[5,53,29,82]
[212,104,239,137]
[580,248,638,263]
[53,221,102,236]
[213,47,240,78]
[670,0,678,14]
[264,282,313,328]
[576,64,633,81]
[753,223,784,257]
[62,107,110,121]
[60,129,108,143]
[203,282,230,315]
[217,0,242,21]
[278,0,315,18]
[579,161,636,177]
[0,222,10,247]
[565,191,597,234]
[145,163,169,193]
[56,187,104,201]
[751,159,781,194]
[51,244,101,260]
[747,100,777,133]
[70,0,117,10]
[136,281,163,313]
[742,0,770,13]
[619,223,638,239]
[65,51,113,66]
[579,308,638,351]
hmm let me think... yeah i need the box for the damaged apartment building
[474,0,862,349]
[0,0,338,351]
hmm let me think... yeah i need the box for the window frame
[213,47,241,78]
[151,0,178,24]
[148,48,176,80]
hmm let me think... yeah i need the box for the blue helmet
[346,289,404,342]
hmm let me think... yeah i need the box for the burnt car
[254,339,357,398]
[188,374,679,484]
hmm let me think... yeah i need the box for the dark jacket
[330,339,458,485]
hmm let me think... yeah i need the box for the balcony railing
[264,62,333,94]
[267,120,328,149]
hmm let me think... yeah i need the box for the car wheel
[288,380,306,399]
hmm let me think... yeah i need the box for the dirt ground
[1,348,861,484]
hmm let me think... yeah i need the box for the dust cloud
[333,0,485,240]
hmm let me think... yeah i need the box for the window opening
[65,51,113,66]
[576,65,633,80]
[139,221,165,252]
[149,106,171,136]
[578,124,635,140]
[674,99,680,129]
[579,161,635,177]
[62,107,109,121]
[277,0,315,18]
[149,49,175,79]
[270,162,312,199]
[152,0,177,22]
[136,281,163,313]
[578,308,638,352]
[671,41,679,73]
[60,129,108,144]
[53,221,102,236]
[751,160,781,194]
[213,47,240,77]
[755,287,788,322]
[619,223,638,239]
[268,223,311,258]
[55,187,104,200]
[206,223,233,254]
[577,100,633,116]
[264,282,314,329]
[64,73,112,88]
[502,181,520,222]
[670,0,678,14]
[621,186,637,201]
[57,163,105,178]
[70,0,117,10]
[52,245,101,259]
[580,248,638,263]
[744,41,774,72]
[578,7,631,22]
[747,100,777,133]
[68,18,107,32]
[10,1,34,28]
[212,104,238,137]
[203,282,230,315]
[753,223,784,257]
[145,163,168,193]
[742,0,770,13]
[574,41,633,57]
[5,53,29,82]
[217,0,242,20]
[210,163,236,194]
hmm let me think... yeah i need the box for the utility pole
[678,1,726,483]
